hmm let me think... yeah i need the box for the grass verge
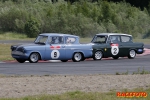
[0,88,149,100]
[116,68,150,75]
[0,32,150,43]
[0,32,34,40]
[0,44,14,61]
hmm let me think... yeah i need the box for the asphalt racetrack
[0,40,150,76]
[0,55,150,75]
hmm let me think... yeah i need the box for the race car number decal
[111,44,119,55]
[51,50,60,59]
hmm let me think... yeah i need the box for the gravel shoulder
[0,74,150,98]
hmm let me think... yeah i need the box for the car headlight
[138,49,143,52]
[17,47,25,53]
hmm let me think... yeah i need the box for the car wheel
[112,56,119,59]
[93,51,103,60]
[128,50,136,59]
[29,53,39,63]
[61,60,68,62]
[72,52,82,62]
[16,59,25,63]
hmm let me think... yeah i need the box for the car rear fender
[72,51,85,58]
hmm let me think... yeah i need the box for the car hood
[11,43,45,50]
[13,43,45,47]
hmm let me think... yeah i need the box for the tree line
[0,0,150,38]
[1,0,150,10]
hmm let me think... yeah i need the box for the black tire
[72,52,82,62]
[81,57,86,61]
[29,53,39,63]
[128,50,136,59]
[16,59,25,63]
[61,60,68,62]
[93,51,103,60]
[112,56,119,59]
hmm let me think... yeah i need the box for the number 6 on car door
[111,44,119,55]
[51,50,60,59]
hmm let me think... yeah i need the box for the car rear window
[121,36,132,42]
[65,37,76,44]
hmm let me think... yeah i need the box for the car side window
[65,37,76,44]
[49,36,64,44]
[39,36,48,43]
[34,35,48,44]
[121,36,132,43]
[109,35,120,43]
[92,36,107,43]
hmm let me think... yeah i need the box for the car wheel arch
[128,49,136,59]
[94,49,104,57]
[129,48,137,53]
[72,51,85,58]
[29,52,42,60]
[93,50,104,60]
[72,52,84,62]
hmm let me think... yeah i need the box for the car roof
[96,33,132,37]
[39,33,79,38]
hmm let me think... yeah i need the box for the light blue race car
[11,33,93,63]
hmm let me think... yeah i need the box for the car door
[92,35,110,57]
[106,35,122,57]
[119,35,133,57]
[63,36,77,60]
[45,36,66,60]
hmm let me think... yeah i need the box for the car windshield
[34,35,48,44]
[91,35,107,43]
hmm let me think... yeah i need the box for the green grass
[0,32,34,40]
[0,44,13,61]
[0,88,149,100]
[0,32,150,43]
[133,39,150,44]
[80,38,92,43]
[116,68,150,75]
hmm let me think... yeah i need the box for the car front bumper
[11,51,29,60]
[136,48,144,54]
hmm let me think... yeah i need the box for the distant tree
[24,17,40,38]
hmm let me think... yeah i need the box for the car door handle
[62,46,65,48]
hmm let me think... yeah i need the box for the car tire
[93,51,103,60]
[128,50,136,59]
[72,52,82,62]
[81,57,86,61]
[112,56,119,59]
[29,53,39,63]
[61,60,68,62]
[16,59,25,63]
